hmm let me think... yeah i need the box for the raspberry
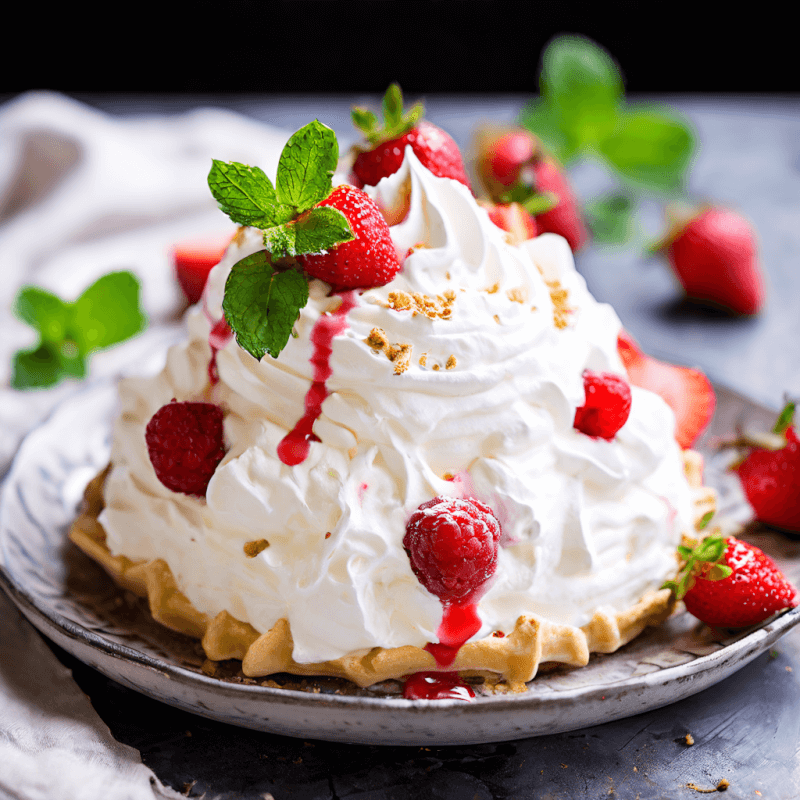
[573,370,632,440]
[403,496,501,604]
[145,400,226,496]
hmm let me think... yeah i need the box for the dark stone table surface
[19,94,800,799]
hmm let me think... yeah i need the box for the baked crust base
[70,453,714,690]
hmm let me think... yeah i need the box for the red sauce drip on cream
[208,318,232,385]
[402,602,482,701]
[277,291,357,466]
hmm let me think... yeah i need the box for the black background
[7,1,797,95]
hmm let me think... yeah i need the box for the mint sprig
[209,120,355,361]
[11,271,147,389]
[351,83,425,146]
[222,252,309,360]
[520,35,697,245]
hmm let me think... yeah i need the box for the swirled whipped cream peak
[100,145,694,665]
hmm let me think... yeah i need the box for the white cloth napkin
[0,91,289,800]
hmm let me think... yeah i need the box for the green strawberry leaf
[597,106,696,194]
[208,160,293,228]
[707,564,733,581]
[70,272,147,353]
[353,84,425,145]
[698,510,715,531]
[13,287,70,343]
[351,107,378,136]
[222,251,309,360]
[276,120,339,212]
[584,192,636,245]
[383,83,404,129]
[773,401,796,435]
[521,191,559,216]
[539,36,623,149]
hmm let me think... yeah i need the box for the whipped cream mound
[101,149,694,664]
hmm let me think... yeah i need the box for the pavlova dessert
[70,92,737,699]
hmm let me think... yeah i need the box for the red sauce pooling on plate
[278,291,357,466]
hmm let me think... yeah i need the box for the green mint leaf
[13,287,70,343]
[351,107,378,136]
[773,401,796,435]
[519,100,582,165]
[70,271,146,353]
[275,120,338,212]
[11,341,86,389]
[585,192,636,245]
[383,83,403,130]
[698,510,715,531]
[263,207,354,259]
[208,160,293,228]
[540,35,622,149]
[222,251,309,360]
[597,106,696,194]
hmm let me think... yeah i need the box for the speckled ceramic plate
[2,376,799,746]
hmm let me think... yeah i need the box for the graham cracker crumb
[384,290,455,320]
[546,279,572,329]
[445,355,457,370]
[493,314,501,324]
[507,287,528,304]
[386,343,412,375]
[419,353,427,367]
[244,539,270,558]
[433,364,440,371]
[445,271,451,280]
[201,659,219,677]
[683,733,695,746]
[366,327,389,350]
[485,283,500,294]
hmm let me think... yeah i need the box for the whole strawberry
[146,400,226,496]
[734,402,800,532]
[474,126,588,252]
[297,185,400,289]
[617,329,715,449]
[659,207,765,315]
[667,533,798,628]
[403,496,501,605]
[573,370,632,440]
[351,84,471,190]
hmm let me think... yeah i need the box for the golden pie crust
[69,451,715,690]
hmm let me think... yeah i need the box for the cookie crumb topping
[365,328,412,374]
[384,290,455,320]
[546,279,572,329]
[244,539,270,558]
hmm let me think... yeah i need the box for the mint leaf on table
[275,120,339,211]
[222,251,309,360]
[11,271,147,390]
[584,193,636,244]
[208,161,294,228]
[262,207,355,259]
[598,106,696,194]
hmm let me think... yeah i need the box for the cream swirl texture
[100,149,694,663]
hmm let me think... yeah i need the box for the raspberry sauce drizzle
[402,602,480,701]
[207,317,233,385]
[278,291,357,466]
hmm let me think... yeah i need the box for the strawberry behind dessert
[350,84,471,190]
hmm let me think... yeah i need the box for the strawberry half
[297,185,400,289]
[733,402,800,532]
[668,533,798,628]
[484,202,538,245]
[658,207,765,315]
[351,84,471,190]
[173,233,234,305]
[617,329,715,449]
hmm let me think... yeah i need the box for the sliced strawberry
[617,330,715,449]
[173,234,234,305]
[485,202,538,244]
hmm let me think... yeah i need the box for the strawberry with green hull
[666,529,798,628]
[351,84,471,190]
[617,329,715,450]
[475,126,589,252]
[656,206,765,316]
[733,402,800,533]
[207,120,400,362]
